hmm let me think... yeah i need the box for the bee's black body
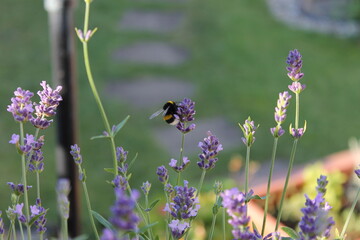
[162,101,179,125]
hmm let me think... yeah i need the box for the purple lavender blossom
[298,175,334,240]
[288,82,306,94]
[164,180,200,220]
[14,203,26,223]
[271,91,292,138]
[156,165,169,184]
[32,81,62,129]
[70,144,82,165]
[7,87,34,122]
[316,175,328,195]
[176,98,196,134]
[289,126,306,139]
[141,181,151,196]
[7,182,32,196]
[28,149,44,173]
[165,183,174,194]
[110,188,140,231]
[197,131,223,171]
[100,228,119,240]
[221,188,254,240]
[355,165,360,179]
[116,147,128,163]
[286,49,304,81]
[298,194,334,240]
[0,211,4,235]
[169,157,190,173]
[56,178,70,220]
[168,220,190,239]
[112,175,128,191]
[239,117,258,147]
[30,199,47,233]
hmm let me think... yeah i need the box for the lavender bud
[239,117,258,147]
[7,182,32,196]
[7,87,34,122]
[70,144,82,165]
[355,165,360,179]
[0,211,4,235]
[116,147,128,163]
[286,49,304,82]
[169,157,190,173]
[57,178,71,220]
[141,181,151,196]
[156,165,169,184]
[288,82,306,94]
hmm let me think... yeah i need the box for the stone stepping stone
[113,42,189,66]
[104,76,195,109]
[153,117,242,157]
[119,10,185,33]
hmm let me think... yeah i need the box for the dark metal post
[44,0,80,237]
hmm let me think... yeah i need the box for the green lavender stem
[144,194,153,239]
[222,207,226,240]
[11,221,17,240]
[81,0,118,177]
[197,169,207,197]
[61,217,69,240]
[295,93,299,129]
[261,137,279,235]
[208,195,220,240]
[177,131,186,185]
[19,123,31,240]
[340,186,360,238]
[245,146,251,195]
[78,168,100,240]
[18,219,24,240]
[275,139,298,230]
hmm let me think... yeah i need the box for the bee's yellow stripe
[163,115,172,121]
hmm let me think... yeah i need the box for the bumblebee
[150,101,180,125]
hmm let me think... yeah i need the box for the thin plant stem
[17,219,24,240]
[79,167,100,240]
[36,172,41,200]
[197,169,207,197]
[340,186,360,238]
[261,137,279,236]
[295,92,299,129]
[144,194,153,239]
[177,132,186,185]
[163,190,170,240]
[275,139,298,230]
[19,123,32,240]
[208,195,219,240]
[222,207,226,240]
[244,146,251,195]
[39,233,43,240]
[81,1,118,176]
[11,221,17,240]
[61,217,68,240]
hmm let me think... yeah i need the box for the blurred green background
[1,0,360,237]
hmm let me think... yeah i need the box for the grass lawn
[1,0,360,235]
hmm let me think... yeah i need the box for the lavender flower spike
[7,87,34,122]
[271,91,292,138]
[197,131,223,171]
[70,144,82,165]
[239,117,258,147]
[0,211,4,235]
[221,188,254,239]
[32,81,63,129]
[156,165,169,184]
[176,98,196,134]
[286,49,304,81]
[110,188,140,231]
[169,157,190,173]
[57,178,71,220]
[289,121,307,139]
[30,199,47,233]
[164,180,200,220]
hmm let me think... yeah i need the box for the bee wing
[149,109,164,119]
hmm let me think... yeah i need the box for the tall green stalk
[261,137,278,235]
[244,146,251,195]
[177,131,186,185]
[80,0,118,177]
[340,186,360,238]
[19,122,32,240]
[275,139,298,230]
